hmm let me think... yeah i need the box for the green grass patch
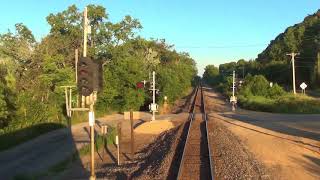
[0,123,65,152]
[238,94,320,114]
[71,111,115,125]
[71,111,88,125]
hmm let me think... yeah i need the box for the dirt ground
[53,113,188,180]
[204,87,320,180]
[53,89,196,180]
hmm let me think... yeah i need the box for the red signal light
[136,82,144,89]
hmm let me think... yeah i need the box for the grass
[0,123,65,152]
[70,111,88,125]
[238,94,320,114]
[71,110,115,125]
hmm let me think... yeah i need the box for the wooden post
[75,49,79,83]
[89,103,95,180]
[130,110,134,159]
[75,49,79,108]
[117,122,121,165]
[69,88,72,117]
[83,8,88,58]
[64,87,69,117]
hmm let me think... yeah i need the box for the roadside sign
[300,82,307,90]
[89,111,95,126]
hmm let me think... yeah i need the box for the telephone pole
[230,70,237,111]
[287,52,299,95]
[83,7,96,180]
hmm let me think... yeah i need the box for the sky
[0,0,319,75]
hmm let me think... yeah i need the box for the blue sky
[0,0,319,75]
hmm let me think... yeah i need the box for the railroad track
[177,85,214,180]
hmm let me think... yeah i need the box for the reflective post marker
[116,135,120,166]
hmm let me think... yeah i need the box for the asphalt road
[221,110,320,142]
[0,114,125,179]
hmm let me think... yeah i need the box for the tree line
[0,4,197,132]
[204,9,320,90]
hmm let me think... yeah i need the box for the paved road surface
[221,110,320,142]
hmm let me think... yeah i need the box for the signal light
[136,82,144,89]
[77,57,94,96]
[77,57,103,96]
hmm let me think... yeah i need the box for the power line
[175,43,267,49]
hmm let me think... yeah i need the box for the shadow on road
[211,115,320,153]
[0,119,91,179]
[220,113,320,142]
[290,154,320,177]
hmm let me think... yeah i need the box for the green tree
[203,65,219,86]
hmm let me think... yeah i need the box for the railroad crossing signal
[77,57,102,96]
[136,82,144,89]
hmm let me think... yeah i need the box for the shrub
[268,84,286,98]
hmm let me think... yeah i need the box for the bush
[238,94,320,114]
[268,84,286,98]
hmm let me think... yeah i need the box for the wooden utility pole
[287,52,299,95]
[83,8,88,58]
[64,87,69,117]
[83,7,96,180]
[152,71,156,121]
[231,70,236,111]
[75,49,79,107]
[75,49,79,83]
[69,88,72,117]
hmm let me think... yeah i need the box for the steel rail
[176,85,214,179]
[202,85,214,179]
[177,86,198,179]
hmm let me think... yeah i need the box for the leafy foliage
[0,4,197,143]
[257,10,320,87]
[203,65,219,86]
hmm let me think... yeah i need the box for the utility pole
[75,49,79,107]
[230,70,237,111]
[287,52,299,95]
[75,49,79,83]
[83,7,96,180]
